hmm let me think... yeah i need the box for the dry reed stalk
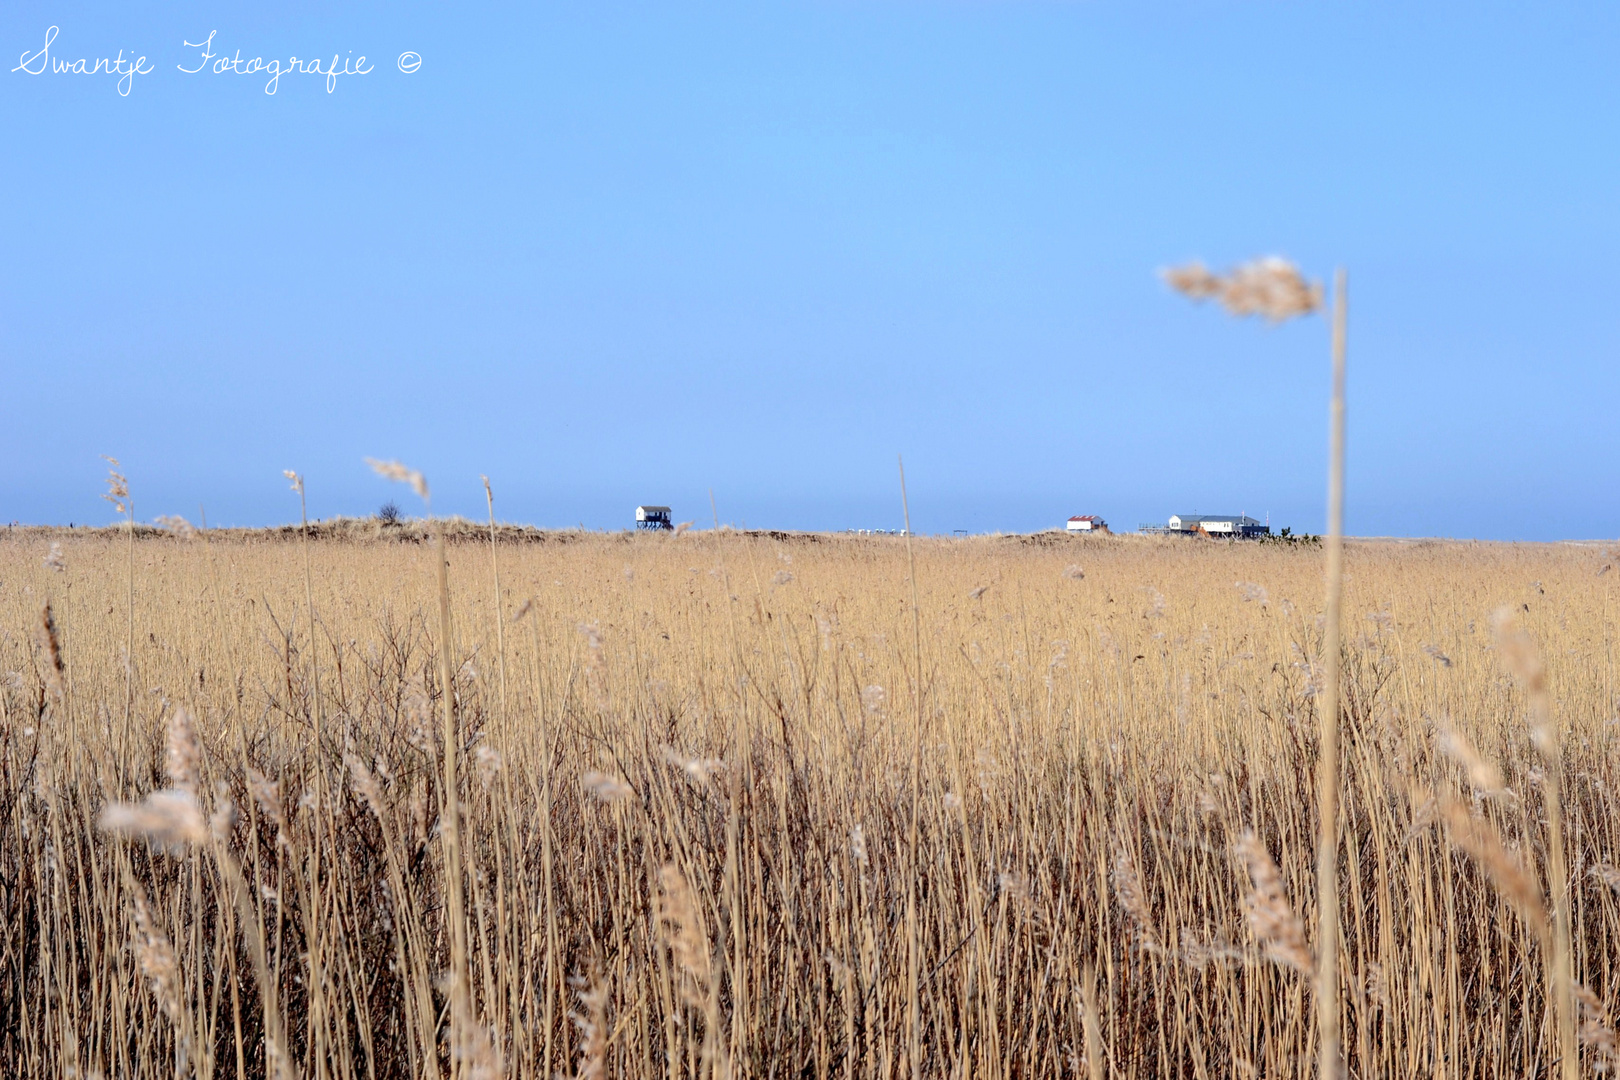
[283,471,324,749]
[482,476,509,721]
[284,468,333,1076]
[343,742,440,1070]
[1493,606,1578,1080]
[479,475,518,1053]
[520,602,560,1077]
[897,455,926,1080]
[102,456,136,755]
[452,1014,505,1080]
[1315,268,1347,1079]
[705,488,750,1075]
[1081,963,1104,1080]
[212,825,295,1080]
[369,456,475,1077]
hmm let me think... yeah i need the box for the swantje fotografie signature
[12,26,420,96]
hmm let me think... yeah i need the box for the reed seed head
[582,771,632,803]
[165,707,201,795]
[1234,831,1315,977]
[1440,798,1549,938]
[153,515,197,539]
[657,863,713,997]
[1235,581,1269,606]
[661,745,723,785]
[129,882,188,1038]
[365,458,429,500]
[248,768,290,846]
[1436,722,1505,792]
[100,455,129,513]
[474,745,502,789]
[1576,982,1620,1068]
[345,750,387,820]
[35,603,66,707]
[569,971,609,1080]
[1111,839,1163,954]
[100,790,208,852]
[1491,606,1546,692]
[1163,256,1323,322]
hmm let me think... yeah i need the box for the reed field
[3,519,1619,1078]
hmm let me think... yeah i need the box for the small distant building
[635,505,673,530]
[1167,513,1269,537]
[1066,515,1107,532]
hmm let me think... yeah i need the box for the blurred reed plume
[154,514,197,539]
[582,770,633,803]
[1162,256,1323,321]
[128,879,192,1074]
[1235,831,1316,977]
[1438,798,1549,939]
[365,457,428,499]
[34,602,65,707]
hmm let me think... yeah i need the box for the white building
[1167,514,1268,537]
[1066,515,1107,532]
[635,505,673,530]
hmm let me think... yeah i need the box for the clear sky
[3,3,1616,538]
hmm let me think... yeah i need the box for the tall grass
[2,525,1617,1078]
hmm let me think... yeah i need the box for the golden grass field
[2,523,1617,1078]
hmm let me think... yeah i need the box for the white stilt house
[635,506,673,530]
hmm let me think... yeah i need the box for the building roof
[1068,514,1103,522]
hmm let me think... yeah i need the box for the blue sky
[3,3,1616,538]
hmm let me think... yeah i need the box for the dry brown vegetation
[3,523,1619,1078]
